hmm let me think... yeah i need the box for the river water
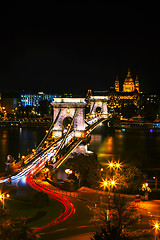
[0,127,46,172]
[0,125,160,173]
[88,124,160,169]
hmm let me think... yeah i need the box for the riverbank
[0,119,52,128]
[114,119,160,131]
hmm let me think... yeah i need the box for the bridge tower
[89,96,108,118]
[51,98,86,138]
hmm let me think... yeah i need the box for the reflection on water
[88,127,160,169]
[0,128,46,173]
[0,126,160,173]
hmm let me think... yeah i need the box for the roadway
[37,186,106,240]
[0,116,107,237]
[39,196,96,240]
[15,175,97,240]
[140,200,160,223]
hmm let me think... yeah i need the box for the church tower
[135,75,139,92]
[115,75,119,92]
[123,68,135,92]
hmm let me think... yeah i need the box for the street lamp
[107,160,122,171]
[100,178,117,192]
[111,179,116,187]
[153,221,160,240]
[0,193,10,209]
[65,169,73,175]
[100,178,117,230]
[100,178,109,191]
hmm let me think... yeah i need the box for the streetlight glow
[153,221,160,240]
[107,160,114,170]
[153,221,160,231]
[0,192,10,209]
[111,180,115,186]
[100,178,109,190]
[107,160,122,170]
[100,178,117,191]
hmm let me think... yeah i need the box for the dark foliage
[66,152,102,188]
[0,217,39,240]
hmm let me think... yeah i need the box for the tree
[112,165,145,194]
[0,217,39,240]
[65,153,102,188]
[91,195,138,240]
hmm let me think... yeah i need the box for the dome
[124,68,134,83]
[123,68,135,92]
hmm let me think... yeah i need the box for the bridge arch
[95,106,102,115]
[62,116,73,135]
[51,98,86,138]
[89,96,108,118]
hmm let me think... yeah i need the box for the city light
[154,223,160,230]
[100,177,117,191]
[65,169,73,175]
[0,193,10,209]
[107,160,122,170]
[108,160,114,169]
[111,179,115,186]
[153,221,160,240]
[100,178,109,190]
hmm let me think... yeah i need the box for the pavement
[33,179,156,239]
[13,177,160,239]
[58,232,94,240]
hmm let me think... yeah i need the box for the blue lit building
[20,92,58,107]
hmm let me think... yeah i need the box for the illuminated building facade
[20,92,57,107]
[115,68,139,93]
[92,69,140,113]
[115,75,119,92]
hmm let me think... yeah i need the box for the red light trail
[26,161,75,233]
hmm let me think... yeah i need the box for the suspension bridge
[0,96,109,185]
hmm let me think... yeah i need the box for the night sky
[0,3,160,95]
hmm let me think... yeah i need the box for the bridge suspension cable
[88,101,95,118]
[53,108,78,160]
[20,109,62,166]
[35,109,62,153]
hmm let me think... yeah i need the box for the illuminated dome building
[115,68,139,93]
[106,68,140,113]
[91,68,140,114]
[123,68,136,92]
